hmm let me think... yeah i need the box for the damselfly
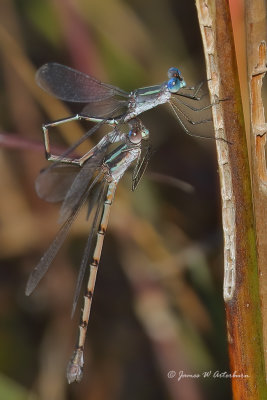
[25,119,150,383]
[36,63,213,163]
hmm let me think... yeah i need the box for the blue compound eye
[167,78,182,93]
[129,129,142,144]
[168,67,182,80]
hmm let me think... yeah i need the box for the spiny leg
[178,81,206,100]
[169,102,215,140]
[43,114,118,165]
[132,140,151,190]
[169,101,229,143]
[43,114,91,164]
[172,95,220,113]
[170,100,213,126]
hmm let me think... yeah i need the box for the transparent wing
[36,63,129,103]
[59,146,108,224]
[81,98,128,118]
[25,179,95,296]
[35,164,80,203]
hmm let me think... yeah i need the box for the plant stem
[195,0,267,398]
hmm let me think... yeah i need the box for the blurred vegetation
[0,0,232,399]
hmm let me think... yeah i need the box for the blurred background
[0,0,232,399]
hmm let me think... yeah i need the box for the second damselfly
[25,118,150,383]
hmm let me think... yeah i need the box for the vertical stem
[195,0,267,398]
[246,0,267,377]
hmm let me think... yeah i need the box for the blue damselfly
[36,63,213,163]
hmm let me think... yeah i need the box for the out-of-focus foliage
[0,1,231,399]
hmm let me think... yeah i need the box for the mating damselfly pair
[26,63,214,383]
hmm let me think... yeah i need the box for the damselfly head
[168,67,182,80]
[167,67,186,93]
[128,128,142,144]
[128,119,149,143]
[167,77,186,93]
